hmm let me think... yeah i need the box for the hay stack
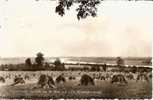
[56,74,66,84]
[11,77,25,86]
[136,73,149,82]
[37,74,55,88]
[111,74,127,84]
[80,74,95,86]
[0,76,5,83]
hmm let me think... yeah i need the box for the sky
[0,0,152,57]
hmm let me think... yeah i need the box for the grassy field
[0,71,152,99]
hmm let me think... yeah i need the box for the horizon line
[0,56,152,58]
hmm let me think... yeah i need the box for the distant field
[0,71,152,99]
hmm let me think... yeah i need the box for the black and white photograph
[0,0,152,99]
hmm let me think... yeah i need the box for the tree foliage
[4,0,151,20]
[25,58,32,66]
[55,0,101,20]
[54,58,65,71]
[35,52,44,66]
[55,0,152,20]
[5,0,153,20]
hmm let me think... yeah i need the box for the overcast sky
[0,0,152,57]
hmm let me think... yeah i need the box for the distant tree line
[0,53,152,73]
[24,52,66,71]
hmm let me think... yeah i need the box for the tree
[54,58,65,71]
[116,57,125,72]
[35,52,44,66]
[25,58,32,67]
[116,57,125,66]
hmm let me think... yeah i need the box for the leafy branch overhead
[55,0,153,20]
[55,0,101,20]
[5,0,152,20]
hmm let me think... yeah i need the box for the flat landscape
[0,71,152,99]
